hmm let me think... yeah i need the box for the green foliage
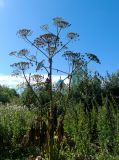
[71,71,103,112]
[0,98,119,159]
[103,71,119,104]
[97,100,118,155]
[20,85,37,108]
[64,101,119,159]
[20,85,50,109]
[0,105,35,159]
[0,85,19,104]
[7,17,119,160]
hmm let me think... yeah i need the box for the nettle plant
[9,17,100,159]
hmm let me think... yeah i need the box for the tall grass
[0,101,119,159]
[64,101,119,159]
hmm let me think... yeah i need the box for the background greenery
[0,70,119,160]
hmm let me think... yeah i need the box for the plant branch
[45,66,69,75]
[22,70,42,107]
[52,40,71,58]
[25,37,48,58]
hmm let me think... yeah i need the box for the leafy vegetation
[0,17,119,160]
[0,99,119,159]
[0,85,19,104]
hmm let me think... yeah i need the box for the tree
[0,85,19,104]
[103,70,119,105]
[71,71,103,111]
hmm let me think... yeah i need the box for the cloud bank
[0,74,69,89]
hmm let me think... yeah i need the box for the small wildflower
[18,49,29,56]
[53,17,71,28]
[10,61,30,70]
[17,28,32,37]
[86,53,101,64]
[67,32,79,40]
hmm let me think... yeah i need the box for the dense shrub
[64,101,119,159]
[0,85,19,104]
[0,105,35,159]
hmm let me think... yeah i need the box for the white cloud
[0,0,5,8]
[0,74,69,89]
[0,75,24,88]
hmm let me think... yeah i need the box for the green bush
[64,101,119,159]
[0,105,35,159]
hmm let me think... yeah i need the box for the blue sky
[0,0,119,86]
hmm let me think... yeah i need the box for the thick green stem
[49,58,52,102]
[48,57,54,160]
